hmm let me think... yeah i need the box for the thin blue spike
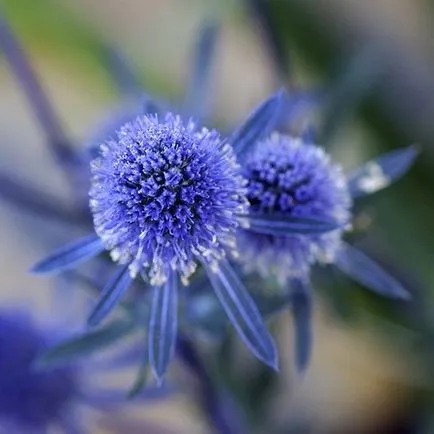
[289,278,313,374]
[102,45,143,96]
[87,266,133,327]
[0,13,78,169]
[230,89,285,158]
[185,18,219,119]
[335,242,411,300]
[31,234,104,274]
[275,88,323,130]
[347,145,419,198]
[205,258,278,370]
[0,171,82,224]
[148,269,178,383]
[244,213,343,236]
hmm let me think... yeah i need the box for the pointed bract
[347,145,419,198]
[31,234,104,274]
[205,259,278,370]
[185,18,219,119]
[230,89,285,157]
[148,270,178,382]
[87,266,133,327]
[102,45,143,96]
[335,242,410,300]
[244,213,343,236]
[289,279,313,374]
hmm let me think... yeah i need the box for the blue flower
[238,133,351,284]
[236,130,418,373]
[32,91,299,380]
[0,307,166,433]
[90,113,247,286]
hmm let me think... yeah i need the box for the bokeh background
[1,0,434,432]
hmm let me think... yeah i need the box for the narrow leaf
[347,145,419,198]
[185,18,219,119]
[31,234,104,274]
[230,89,284,157]
[88,266,133,327]
[35,319,134,369]
[289,279,313,374]
[244,213,343,236]
[335,242,410,300]
[149,270,178,382]
[205,259,278,370]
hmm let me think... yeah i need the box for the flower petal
[230,89,284,157]
[31,234,104,274]
[184,18,219,119]
[347,145,419,198]
[148,270,178,383]
[205,259,278,370]
[34,319,135,369]
[289,278,313,374]
[244,213,343,236]
[335,242,411,300]
[87,266,133,327]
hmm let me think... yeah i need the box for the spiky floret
[90,112,247,285]
[238,133,351,284]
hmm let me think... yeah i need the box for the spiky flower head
[0,310,79,431]
[238,133,351,284]
[90,112,247,285]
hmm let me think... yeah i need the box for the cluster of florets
[90,113,248,285]
[238,133,352,284]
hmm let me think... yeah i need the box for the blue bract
[238,133,351,284]
[90,113,247,286]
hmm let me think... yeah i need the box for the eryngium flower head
[90,112,247,285]
[238,133,351,283]
[0,310,79,431]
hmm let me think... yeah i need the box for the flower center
[90,113,247,284]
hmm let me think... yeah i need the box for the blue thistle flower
[90,113,247,286]
[238,133,351,284]
[0,307,166,433]
[32,91,305,380]
[236,131,418,374]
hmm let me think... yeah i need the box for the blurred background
[1,0,434,432]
